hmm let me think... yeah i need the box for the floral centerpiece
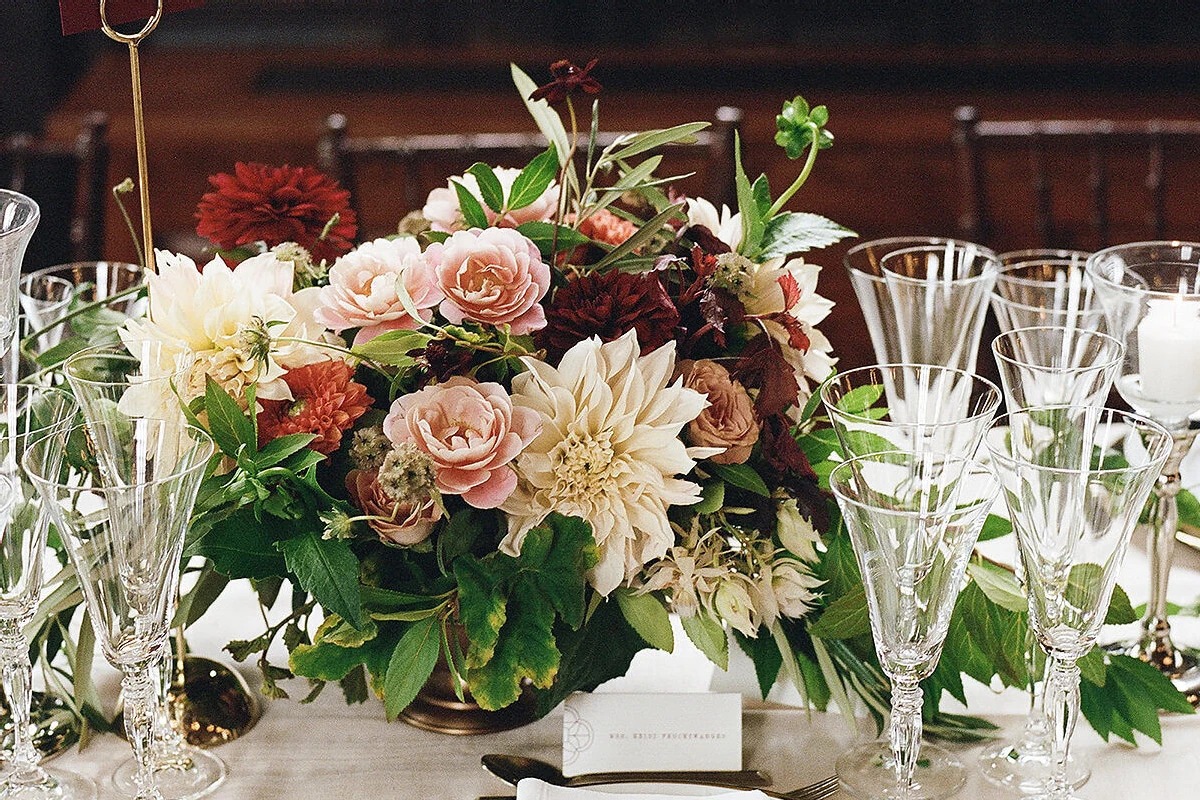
[27,60,1193,744]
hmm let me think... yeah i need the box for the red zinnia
[257,360,372,456]
[537,270,680,363]
[196,162,357,264]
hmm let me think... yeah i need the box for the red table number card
[60,0,204,36]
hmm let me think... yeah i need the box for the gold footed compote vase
[1087,242,1200,704]
[64,345,233,798]
[986,406,1172,800]
[24,418,215,800]
[829,450,998,800]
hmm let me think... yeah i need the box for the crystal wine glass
[992,254,1107,335]
[844,237,997,366]
[0,384,95,800]
[23,419,215,800]
[820,363,1001,459]
[63,344,229,799]
[879,242,1000,374]
[830,449,999,800]
[0,191,41,384]
[979,326,1122,794]
[1086,242,1200,702]
[986,406,1172,800]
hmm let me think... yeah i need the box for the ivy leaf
[204,376,255,456]
[708,461,770,498]
[466,163,505,212]
[807,586,871,639]
[615,588,674,653]
[680,610,728,670]
[383,617,441,722]
[508,146,559,210]
[454,555,506,669]
[280,529,365,629]
[451,180,488,230]
[760,213,856,260]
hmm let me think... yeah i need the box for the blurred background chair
[954,105,1200,252]
[1,111,110,271]
[319,106,742,241]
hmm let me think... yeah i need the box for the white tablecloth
[42,444,1200,798]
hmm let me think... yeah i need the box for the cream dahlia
[500,329,709,596]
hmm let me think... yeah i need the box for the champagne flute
[63,344,230,799]
[0,385,95,800]
[986,406,1172,799]
[23,419,215,800]
[831,450,998,800]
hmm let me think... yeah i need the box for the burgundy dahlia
[196,162,357,264]
[529,58,602,107]
[538,270,680,363]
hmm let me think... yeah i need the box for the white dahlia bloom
[686,196,743,252]
[120,250,332,403]
[500,329,708,596]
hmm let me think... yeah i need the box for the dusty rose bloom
[678,359,760,464]
[425,227,551,335]
[382,376,541,508]
[345,469,441,546]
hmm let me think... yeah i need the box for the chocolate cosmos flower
[529,59,602,106]
[538,270,679,363]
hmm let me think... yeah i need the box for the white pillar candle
[1137,295,1200,402]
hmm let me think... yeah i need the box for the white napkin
[515,778,773,799]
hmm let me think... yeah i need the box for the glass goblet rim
[828,448,999,519]
[844,236,997,281]
[879,243,1001,287]
[990,326,1125,375]
[996,247,1092,267]
[986,405,1173,477]
[995,257,1094,292]
[1086,240,1200,299]
[821,362,1002,429]
[0,189,40,237]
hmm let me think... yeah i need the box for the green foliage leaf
[514,514,599,629]
[204,377,255,456]
[760,212,856,260]
[680,610,729,671]
[511,63,571,168]
[280,530,365,629]
[590,203,683,272]
[451,180,488,230]
[775,95,834,158]
[733,132,765,258]
[466,163,505,212]
[734,629,782,699]
[188,507,288,579]
[508,146,559,210]
[255,433,318,470]
[289,639,364,682]
[468,590,558,710]
[615,589,674,653]
[978,514,1013,542]
[1105,583,1138,625]
[606,123,707,163]
[352,330,432,366]
[807,586,871,639]
[1077,646,1106,687]
[707,461,770,497]
[831,383,884,415]
[515,222,591,257]
[383,617,441,721]
[966,560,1027,613]
[695,480,725,515]
[454,555,506,668]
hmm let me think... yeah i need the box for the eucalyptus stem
[767,122,821,218]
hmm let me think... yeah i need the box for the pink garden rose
[425,227,551,335]
[345,469,441,546]
[422,167,558,233]
[313,237,443,345]
[382,376,541,508]
[678,359,760,464]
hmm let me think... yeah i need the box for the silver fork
[475,772,840,800]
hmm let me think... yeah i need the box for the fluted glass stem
[1139,431,1195,666]
[123,664,164,800]
[1015,631,1051,750]
[0,618,45,789]
[151,636,193,770]
[1043,657,1081,800]
[888,675,923,795]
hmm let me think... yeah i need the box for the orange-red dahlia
[196,162,357,264]
[257,359,372,456]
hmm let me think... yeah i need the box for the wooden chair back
[954,105,1200,251]
[319,107,742,241]
[0,112,110,270]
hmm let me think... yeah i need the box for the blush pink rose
[425,227,551,335]
[313,237,443,345]
[346,469,441,546]
[422,167,558,233]
[382,376,541,508]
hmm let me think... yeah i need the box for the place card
[562,692,741,777]
[60,0,205,36]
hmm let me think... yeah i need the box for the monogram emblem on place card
[562,706,595,767]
